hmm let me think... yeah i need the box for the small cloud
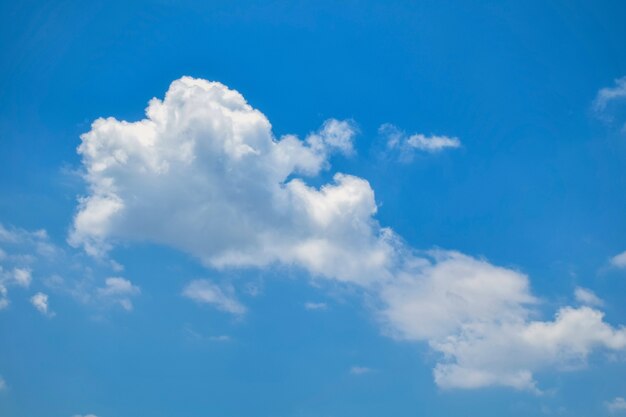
[379,123,460,162]
[607,397,626,413]
[210,335,231,342]
[594,76,626,113]
[610,250,626,268]
[304,301,328,311]
[30,292,55,317]
[307,118,357,156]
[350,366,373,375]
[0,285,8,310]
[72,414,98,417]
[12,267,32,287]
[0,376,6,390]
[97,277,140,311]
[182,279,246,315]
[574,287,604,307]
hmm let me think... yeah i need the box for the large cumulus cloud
[70,76,626,391]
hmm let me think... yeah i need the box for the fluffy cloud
[608,397,626,413]
[0,376,5,390]
[182,279,246,315]
[380,252,626,391]
[611,250,626,268]
[379,123,460,161]
[30,292,54,317]
[69,77,391,285]
[70,76,626,391]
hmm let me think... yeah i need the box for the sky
[1,1,626,416]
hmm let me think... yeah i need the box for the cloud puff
[182,279,246,315]
[379,123,460,161]
[30,292,54,317]
[0,376,6,390]
[69,77,391,286]
[608,397,626,413]
[611,250,626,268]
[70,76,626,391]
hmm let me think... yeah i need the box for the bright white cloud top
[69,76,626,391]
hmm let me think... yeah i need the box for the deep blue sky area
[1,1,626,416]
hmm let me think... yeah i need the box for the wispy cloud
[593,76,626,113]
[304,301,328,311]
[574,287,604,307]
[350,366,374,375]
[607,397,626,413]
[182,279,246,315]
[379,123,460,162]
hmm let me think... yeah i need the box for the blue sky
[1,1,626,416]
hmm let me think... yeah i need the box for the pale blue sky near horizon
[1,1,626,416]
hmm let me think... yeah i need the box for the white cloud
[182,279,246,315]
[608,397,626,413]
[594,76,626,112]
[96,277,140,311]
[380,252,626,391]
[69,77,392,286]
[0,376,6,390]
[574,287,604,307]
[73,414,98,417]
[611,250,626,268]
[350,366,373,375]
[12,267,32,287]
[69,76,626,391]
[304,301,328,311]
[30,292,54,317]
[380,123,460,161]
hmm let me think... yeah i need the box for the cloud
[593,76,626,113]
[608,397,626,413]
[96,277,140,311]
[30,292,54,317]
[611,250,626,268]
[0,376,6,390]
[380,253,626,391]
[304,301,328,311]
[182,279,246,315]
[379,123,460,161]
[72,414,98,417]
[0,223,63,310]
[70,76,626,391]
[574,287,604,307]
[350,366,373,375]
[69,77,391,286]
